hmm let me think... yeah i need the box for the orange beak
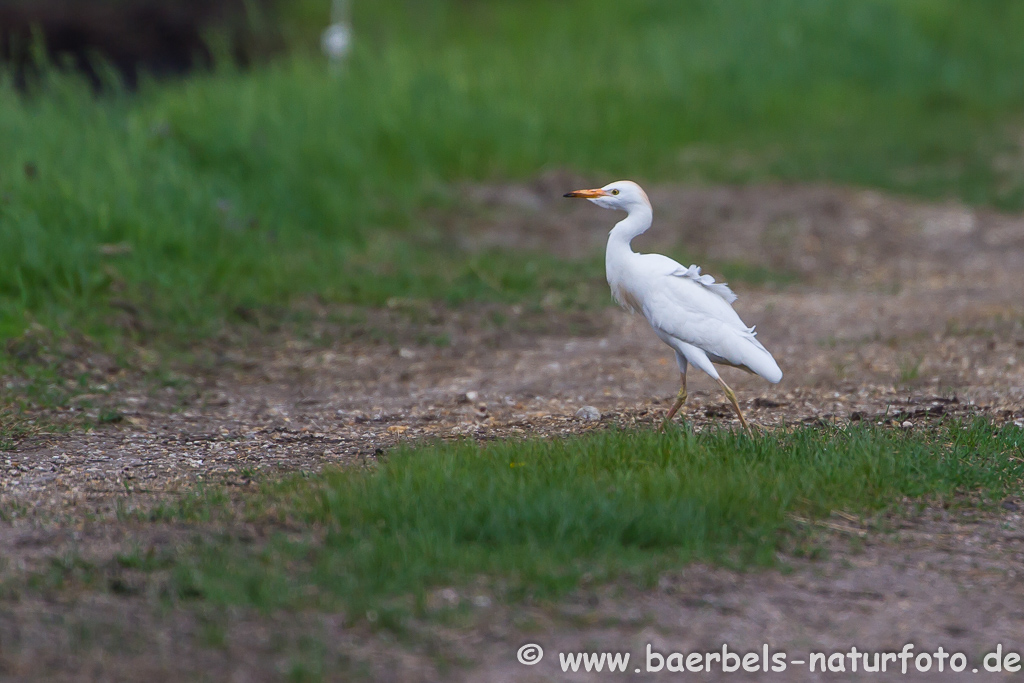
[563,188,608,199]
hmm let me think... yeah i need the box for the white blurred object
[322,23,351,60]
[322,0,352,61]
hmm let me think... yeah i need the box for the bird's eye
[611,189,620,195]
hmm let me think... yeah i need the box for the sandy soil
[2,181,1024,681]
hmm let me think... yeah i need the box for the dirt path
[2,182,1024,680]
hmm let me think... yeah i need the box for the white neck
[606,203,653,266]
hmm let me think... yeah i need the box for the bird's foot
[660,415,682,432]
[660,389,688,431]
[717,379,754,437]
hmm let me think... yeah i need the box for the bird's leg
[716,377,752,436]
[660,372,688,430]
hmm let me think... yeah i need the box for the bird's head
[563,180,651,212]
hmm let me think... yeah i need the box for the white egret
[564,181,781,433]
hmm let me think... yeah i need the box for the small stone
[463,391,479,403]
[398,348,416,359]
[472,595,492,608]
[901,420,913,429]
[575,406,601,422]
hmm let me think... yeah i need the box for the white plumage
[564,180,781,432]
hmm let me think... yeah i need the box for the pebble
[575,406,602,422]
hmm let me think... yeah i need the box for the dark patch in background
[0,0,282,88]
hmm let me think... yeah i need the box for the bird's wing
[636,256,781,383]
[668,264,737,304]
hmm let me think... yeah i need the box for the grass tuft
[118,420,1024,620]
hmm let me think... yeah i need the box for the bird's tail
[726,331,783,383]
[745,336,782,383]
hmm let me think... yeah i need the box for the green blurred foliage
[1,0,1023,344]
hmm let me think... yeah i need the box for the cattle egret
[564,181,781,433]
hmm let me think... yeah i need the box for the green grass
[0,409,32,450]
[89,420,1020,621]
[898,354,925,385]
[3,0,1024,348]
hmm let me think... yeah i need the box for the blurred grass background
[2,0,1024,345]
